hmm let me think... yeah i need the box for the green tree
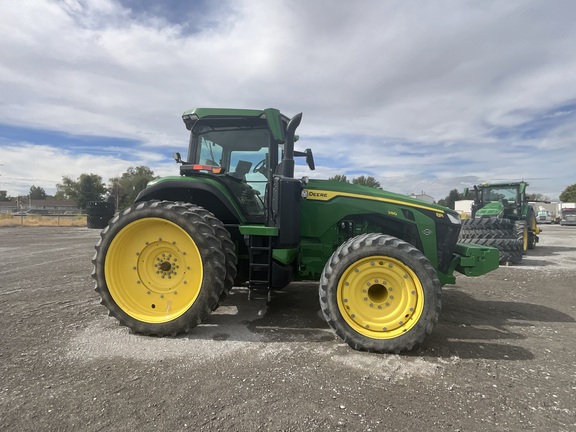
[437,189,464,209]
[328,174,349,183]
[352,175,381,189]
[0,190,10,201]
[29,185,47,199]
[526,193,550,202]
[108,166,156,210]
[559,183,576,202]
[56,173,106,209]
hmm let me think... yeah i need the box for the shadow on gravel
[513,245,576,267]
[184,282,574,361]
[413,288,575,361]
[526,245,576,257]
[192,284,334,344]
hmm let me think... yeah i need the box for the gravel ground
[0,225,575,431]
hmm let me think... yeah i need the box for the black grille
[435,222,461,273]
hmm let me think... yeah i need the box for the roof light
[191,165,222,174]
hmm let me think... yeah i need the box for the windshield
[189,122,273,216]
[194,126,270,193]
[482,187,518,203]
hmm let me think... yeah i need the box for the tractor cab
[172,108,314,224]
[472,182,526,219]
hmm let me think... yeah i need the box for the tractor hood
[303,179,459,218]
[475,201,504,217]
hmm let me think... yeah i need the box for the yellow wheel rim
[104,218,203,323]
[337,256,424,339]
[523,227,528,251]
[531,216,540,234]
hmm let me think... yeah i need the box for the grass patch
[0,214,88,227]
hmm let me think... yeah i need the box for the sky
[1,0,575,202]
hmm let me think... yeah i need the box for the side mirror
[294,148,315,171]
[305,148,315,171]
[173,152,183,164]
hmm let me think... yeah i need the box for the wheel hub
[138,242,187,293]
[159,261,172,272]
[367,283,388,303]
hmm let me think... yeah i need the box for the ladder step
[248,288,272,301]
[248,234,272,292]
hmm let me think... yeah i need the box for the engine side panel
[297,185,451,280]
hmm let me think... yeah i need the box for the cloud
[0,0,575,201]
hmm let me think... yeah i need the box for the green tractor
[92,108,499,353]
[459,181,540,264]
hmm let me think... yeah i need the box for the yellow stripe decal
[303,189,444,214]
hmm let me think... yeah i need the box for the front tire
[92,200,226,336]
[514,220,528,254]
[319,233,441,353]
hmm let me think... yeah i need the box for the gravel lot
[1,225,575,431]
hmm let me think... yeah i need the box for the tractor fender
[134,178,247,224]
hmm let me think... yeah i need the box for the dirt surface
[1,225,575,431]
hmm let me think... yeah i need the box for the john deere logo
[303,189,331,199]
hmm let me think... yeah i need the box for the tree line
[3,168,576,209]
[327,175,382,189]
[0,166,156,211]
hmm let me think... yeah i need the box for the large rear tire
[527,211,538,250]
[459,218,522,265]
[319,233,441,354]
[514,220,528,254]
[176,203,237,302]
[92,200,226,336]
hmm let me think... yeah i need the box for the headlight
[447,212,461,225]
